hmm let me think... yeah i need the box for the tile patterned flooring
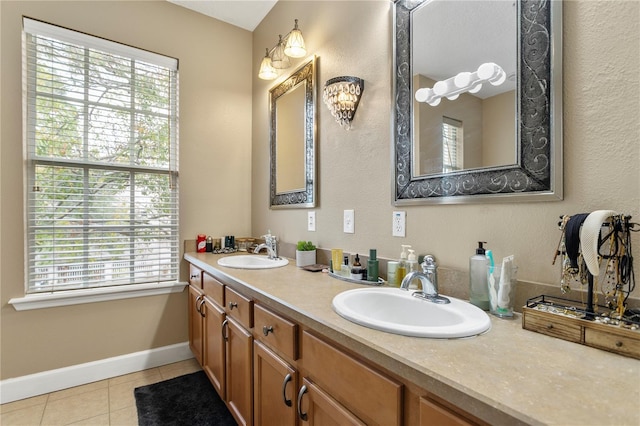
[0,358,201,425]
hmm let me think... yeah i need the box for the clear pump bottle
[469,241,490,310]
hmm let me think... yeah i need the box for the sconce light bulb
[469,83,483,94]
[427,97,441,107]
[454,72,472,88]
[415,88,429,103]
[433,81,448,96]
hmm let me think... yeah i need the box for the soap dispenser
[469,241,490,310]
[407,249,419,273]
[397,245,411,283]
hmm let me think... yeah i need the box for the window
[442,116,463,173]
[23,18,179,294]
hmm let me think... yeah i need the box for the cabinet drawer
[585,328,640,358]
[189,264,202,288]
[254,304,298,360]
[419,397,476,426]
[203,272,224,307]
[522,309,582,343]
[302,331,402,426]
[225,286,253,329]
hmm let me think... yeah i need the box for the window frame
[18,18,182,306]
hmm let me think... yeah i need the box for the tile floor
[0,358,201,426]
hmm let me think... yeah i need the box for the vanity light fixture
[258,19,307,80]
[415,62,506,106]
[322,76,364,129]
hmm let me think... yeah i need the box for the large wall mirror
[270,56,316,208]
[393,0,562,204]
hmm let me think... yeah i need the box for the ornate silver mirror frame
[393,0,563,204]
[270,56,316,208]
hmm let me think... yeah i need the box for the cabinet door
[203,297,226,399]
[225,316,253,426]
[188,285,204,365]
[254,341,297,426]
[298,378,365,426]
[419,397,475,426]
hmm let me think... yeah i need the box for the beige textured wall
[0,1,252,379]
[252,2,639,296]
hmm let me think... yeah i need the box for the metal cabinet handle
[297,384,308,421]
[616,341,623,348]
[190,274,198,279]
[263,325,274,336]
[228,302,238,310]
[197,298,206,317]
[195,295,204,314]
[222,319,229,342]
[282,373,292,407]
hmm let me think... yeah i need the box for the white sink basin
[332,287,491,338]
[217,255,289,269]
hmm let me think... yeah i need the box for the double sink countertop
[185,251,639,426]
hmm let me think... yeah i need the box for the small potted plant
[296,241,317,267]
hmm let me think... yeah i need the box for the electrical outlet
[343,209,355,234]
[392,211,406,237]
[308,211,316,232]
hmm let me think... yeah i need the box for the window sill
[8,281,187,311]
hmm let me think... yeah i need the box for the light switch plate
[308,211,316,232]
[343,209,355,233]
[392,211,406,237]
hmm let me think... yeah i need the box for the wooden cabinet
[297,378,366,426]
[203,297,226,397]
[419,397,476,426]
[254,341,297,426]
[253,304,299,426]
[188,284,205,365]
[301,331,402,426]
[223,286,254,426]
[224,315,253,426]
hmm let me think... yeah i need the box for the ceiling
[168,0,277,31]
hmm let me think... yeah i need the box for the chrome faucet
[421,255,438,293]
[400,255,449,304]
[254,233,278,259]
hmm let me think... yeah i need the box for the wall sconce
[415,62,506,106]
[258,19,307,80]
[322,76,364,129]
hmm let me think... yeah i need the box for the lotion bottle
[469,241,490,310]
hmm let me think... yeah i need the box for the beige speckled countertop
[185,252,639,426]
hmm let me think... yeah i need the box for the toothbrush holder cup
[487,263,518,318]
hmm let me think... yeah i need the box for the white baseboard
[0,342,193,404]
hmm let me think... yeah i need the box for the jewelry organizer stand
[522,214,640,359]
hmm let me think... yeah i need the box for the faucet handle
[421,255,436,272]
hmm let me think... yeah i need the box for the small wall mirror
[393,0,562,204]
[270,56,316,208]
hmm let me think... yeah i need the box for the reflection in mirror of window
[442,117,463,173]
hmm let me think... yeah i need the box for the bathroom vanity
[185,251,638,425]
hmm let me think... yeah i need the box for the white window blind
[23,18,179,294]
[442,116,463,173]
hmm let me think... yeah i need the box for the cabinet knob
[546,323,554,330]
[297,385,308,421]
[615,341,623,348]
[282,373,292,407]
[228,302,238,310]
[263,325,274,336]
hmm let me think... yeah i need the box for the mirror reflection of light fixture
[415,62,506,106]
[258,19,307,80]
[322,76,364,129]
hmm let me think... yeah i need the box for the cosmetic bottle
[397,245,410,283]
[341,255,351,277]
[387,261,399,286]
[469,241,490,310]
[407,249,419,273]
[367,249,379,282]
[350,254,364,280]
